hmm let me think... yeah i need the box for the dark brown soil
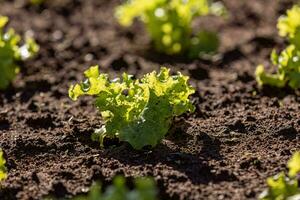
[0,0,300,199]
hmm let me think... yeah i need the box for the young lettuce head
[256,45,300,90]
[278,5,300,49]
[256,6,300,90]
[0,149,7,182]
[69,66,195,149]
[259,152,300,200]
[115,0,226,58]
[46,176,157,200]
[0,16,39,90]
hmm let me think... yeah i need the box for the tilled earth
[0,0,300,199]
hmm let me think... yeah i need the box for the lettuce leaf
[288,152,300,178]
[0,149,7,182]
[259,152,300,200]
[278,5,300,49]
[69,66,195,149]
[256,6,300,90]
[45,176,158,200]
[255,45,300,90]
[115,0,225,57]
[0,16,39,90]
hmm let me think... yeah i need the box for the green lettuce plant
[256,6,300,90]
[69,66,195,149]
[30,0,45,5]
[0,16,39,90]
[278,5,300,49]
[0,149,7,182]
[259,152,300,200]
[74,176,157,200]
[115,0,226,57]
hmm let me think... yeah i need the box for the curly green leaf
[69,66,195,149]
[0,149,7,182]
[0,16,39,90]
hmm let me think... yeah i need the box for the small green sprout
[0,149,7,182]
[74,176,157,200]
[30,0,45,5]
[259,152,300,200]
[69,66,195,149]
[256,6,300,90]
[256,45,300,89]
[0,16,39,90]
[278,5,300,49]
[115,0,226,57]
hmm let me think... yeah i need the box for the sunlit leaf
[115,0,225,57]
[0,16,39,90]
[69,66,195,149]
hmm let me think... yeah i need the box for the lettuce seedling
[256,45,300,89]
[0,149,7,182]
[278,5,300,49]
[259,152,300,200]
[0,16,39,90]
[72,176,157,200]
[30,0,45,5]
[115,0,225,57]
[256,6,300,90]
[69,66,195,149]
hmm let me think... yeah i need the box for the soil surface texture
[0,0,300,200]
